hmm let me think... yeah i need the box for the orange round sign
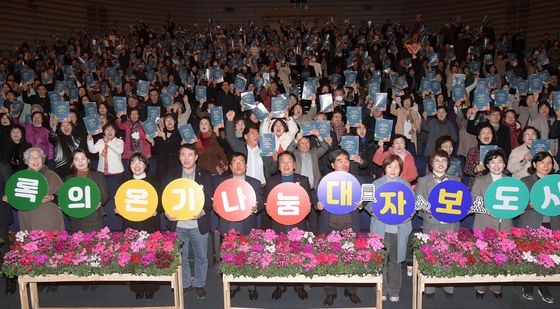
[266,182,310,226]
[213,178,257,222]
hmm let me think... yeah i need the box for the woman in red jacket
[373,134,418,183]
[116,107,151,163]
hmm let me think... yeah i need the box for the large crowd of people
[0,15,559,305]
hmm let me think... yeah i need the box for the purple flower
[34,254,48,265]
[141,252,156,266]
[287,228,305,242]
[494,253,507,265]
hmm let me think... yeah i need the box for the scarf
[502,120,520,149]
[196,131,212,153]
[332,122,345,142]
[130,121,141,153]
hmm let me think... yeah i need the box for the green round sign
[530,175,560,217]
[484,177,529,219]
[5,169,49,211]
[58,177,101,218]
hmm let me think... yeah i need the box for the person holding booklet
[373,134,418,183]
[389,94,421,153]
[464,123,498,189]
[195,117,229,175]
[259,109,298,153]
[421,105,458,157]
[115,108,152,165]
[508,126,559,178]
[48,115,88,178]
[466,106,511,157]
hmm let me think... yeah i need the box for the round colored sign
[484,177,529,219]
[162,178,205,220]
[115,179,158,222]
[5,169,48,211]
[530,175,560,217]
[58,177,101,218]
[317,171,362,215]
[213,178,257,222]
[266,182,311,226]
[428,180,472,223]
[372,182,415,225]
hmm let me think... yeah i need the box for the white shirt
[87,138,124,174]
[246,145,266,185]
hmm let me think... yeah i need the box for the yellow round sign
[162,178,205,220]
[115,180,159,222]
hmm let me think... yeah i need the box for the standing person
[2,147,64,231]
[87,122,125,176]
[162,144,213,300]
[115,108,152,165]
[471,149,511,299]
[264,151,313,301]
[13,111,53,165]
[49,116,87,178]
[0,161,14,294]
[215,152,263,300]
[518,152,556,304]
[373,134,419,183]
[367,155,413,303]
[463,124,497,189]
[421,106,458,157]
[120,152,162,299]
[148,113,182,182]
[66,149,108,233]
[415,150,460,298]
[2,125,32,172]
[195,117,229,175]
[316,149,363,306]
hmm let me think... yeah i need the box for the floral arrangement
[2,228,182,278]
[220,228,385,278]
[412,227,560,278]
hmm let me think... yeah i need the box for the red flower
[354,238,368,249]
[131,253,141,264]
[466,254,476,265]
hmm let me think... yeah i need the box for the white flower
[342,241,355,251]
[522,251,536,263]
[265,245,276,253]
[89,255,101,268]
[551,255,560,265]
[16,230,28,242]
[414,232,429,243]
[138,231,149,240]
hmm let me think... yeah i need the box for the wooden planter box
[412,256,560,309]
[222,274,383,309]
[17,265,184,309]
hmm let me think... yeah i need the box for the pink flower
[326,231,342,243]
[287,228,304,242]
[34,254,48,265]
[475,239,488,251]
[130,240,146,253]
[494,253,507,265]
[117,252,131,267]
[537,253,555,268]
[263,229,277,243]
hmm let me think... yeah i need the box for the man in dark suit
[215,152,263,300]
[162,144,214,300]
[264,151,314,301]
[0,161,15,294]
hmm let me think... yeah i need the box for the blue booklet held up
[271,96,289,118]
[83,102,98,117]
[113,97,127,114]
[447,160,462,177]
[178,124,197,144]
[83,114,101,135]
[528,74,543,93]
[423,97,437,116]
[316,120,331,138]
[252,103,270,122]
[430,79,442,95]
[160,93,174,108]
[52,101,71,122]
[374,118,393,142]
[494,89,509,108]
[259,133,276,157]
[48,91,61,103]
[516,79,529,95]
[452,74,466,87]
[302,81,316,100]
[341,135,359,157]
[344,70,358,87]
[9,100,24,117]
[241,91,256,111]
[319,94,334,113]
[539,70,551,84]
[147,106,161,120]
[530,139,550,156]
[165,83,178,96]
[368,81,381,98]
[55,81,66,94]
[552,92,560,112]
[234,75,247,92]
[210,106,224,126]
[331,74,341,86]
[373,93,387,111]
[195,85,207,101]
[487,73,498,89]
[474,88,490,111]
[451,85,466,103]
[69,88,79,101]
[479,145,498,164]
[477,78,489,91]
[420,77,431,93]
[299,122,316,136]
[142,119,159,138]
[346,106,362,127]
[136,80,150,97]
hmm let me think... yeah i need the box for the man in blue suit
[215,152,263,300]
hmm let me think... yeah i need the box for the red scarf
[196,131,212,153]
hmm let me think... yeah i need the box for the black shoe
[493,292,502,299]
[135,291,144,299]
[230,286,241,299]
[183,286,193,294]
[324,294,336,306]
[475,290,485,299]
[425,293,435,300]
[145,291,154,299]
[248,289,258,301]
[6,278,17,295]
[538,287,554,304]
[271,286,286,300]
[195,287,207,300]
[295,286,308,300]
[522,286,534,301]
[344,290,361,304]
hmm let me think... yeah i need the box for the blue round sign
[317,171,362,215]
[428,180,472,223]
[372,182,415,225]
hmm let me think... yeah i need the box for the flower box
[411,227,560,309]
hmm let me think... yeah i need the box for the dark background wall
[1,0,558,51]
